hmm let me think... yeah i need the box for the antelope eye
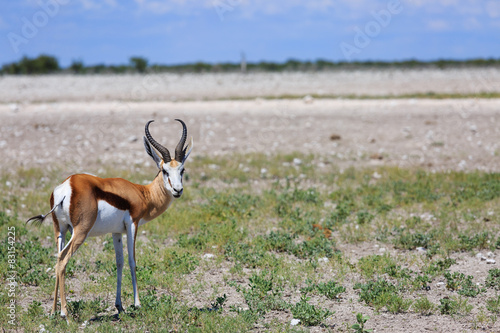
[162,170,169,177]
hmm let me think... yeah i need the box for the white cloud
[132,0,337,16]
[0,16,8,30]
[463,17,481,30]
[79,0,117,10]
[427,19,451,31]
[486,1,500,18]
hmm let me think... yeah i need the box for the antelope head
[143,119,193,198]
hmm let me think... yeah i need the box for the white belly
[88,200,127,237]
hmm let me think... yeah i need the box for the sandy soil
[2,71,500,332]
[1,98,499,173]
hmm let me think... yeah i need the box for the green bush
[2,55,59,74]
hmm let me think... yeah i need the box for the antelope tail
[26,196,65,225]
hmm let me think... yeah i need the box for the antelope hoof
[116,304,124,313]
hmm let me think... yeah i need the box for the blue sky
[1,0,499,67]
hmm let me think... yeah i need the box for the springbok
[27,119,193,318]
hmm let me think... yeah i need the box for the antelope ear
[182,137,194,164]
[143,136,162,169]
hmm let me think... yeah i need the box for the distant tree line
[2,54,500,75]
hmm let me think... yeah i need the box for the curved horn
[145,120,171,162]
[174,119,188,162]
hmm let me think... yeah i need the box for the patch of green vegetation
[354,279,399,312]
[413,297,437,316]
[439,296,473,316]
[289,295,333,326]
[394,231,433,250]
[233,270,288,316]
[27,300,44,318]
[0,237,53,286]
[486,295,500,313]
[351,313,373,333]
[259,231,296,253]
[444,271,486,297]
[386,296,413,314]
[300,279,346,300]
[292,236,336,259]
[224,241,267,269]
[67,298,107,322]
[486,269,500,290]
[424,258,457,276]
[457,232,492,251]
[177,219,245,251]
[357,254,410,279]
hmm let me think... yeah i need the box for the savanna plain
[1,68,500,332]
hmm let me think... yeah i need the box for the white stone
[416,247,427,254]
[486,259,496,264]
[9,103,19,112]
[293,158,302,165]
[487,252,495,258]
[303,95,314,104]
[436,282,445,287]
[203,253,215,259]
[291,319,301,326]
[318,257,329,263]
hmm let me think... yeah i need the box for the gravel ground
[0,68,499,103]
[1,98,499,173]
